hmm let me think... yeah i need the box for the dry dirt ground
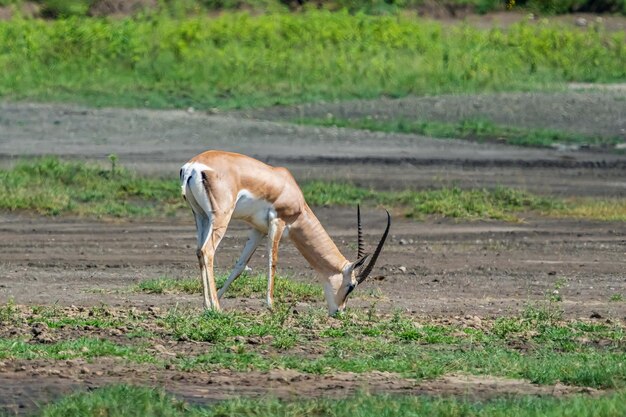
[0,91,625,414]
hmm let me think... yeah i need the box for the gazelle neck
[288,205,349,276]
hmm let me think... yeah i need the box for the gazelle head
[324,206,391,315]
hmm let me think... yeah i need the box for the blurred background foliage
[0,0,625,17]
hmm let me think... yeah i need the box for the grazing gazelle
[180,150,390,315]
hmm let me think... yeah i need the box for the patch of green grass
[303,181,626,222]
[303,181,563,221]
[551,198,626,222]
[162,304,300,345]
[134,274,321,301]
[136,277,202,295]
[0,337,155,362]
[163,305,626,388]
[295,117,625,149]
[0,157,184,217]
[1,13,625,109]
[30,384,626,417]
[33,385,189,417]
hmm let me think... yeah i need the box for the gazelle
[180,150,390,315]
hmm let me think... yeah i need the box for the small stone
[79,367,90,375]
[590,312,602,319]
[398,266,407,273]
[575,17,587,27]
[399,239,408,245]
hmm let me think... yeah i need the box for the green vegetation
[1,158,624,221]
[305,181,566,221]
[295,117,625,149]
[29,385,626,417]
[2,301,625,389]
[1,12,624,109]
[168,307,626,388]
[0,337,155,362]
[136,274,322,300]
[0,157,184,216]
[303,181,626,221]
[3,0,626,17]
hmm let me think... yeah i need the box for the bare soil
[0,92,625,414]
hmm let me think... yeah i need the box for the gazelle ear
[350,254,370,271]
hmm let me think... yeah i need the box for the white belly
[233,190,275,233]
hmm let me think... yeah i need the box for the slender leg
[193,213,213,310]
[266,218,286,309]
[197,212,232,311]
[218,229,265,299]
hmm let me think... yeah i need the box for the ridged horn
[357,205,365,260]
[357,210,391,284]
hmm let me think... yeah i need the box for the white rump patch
[180,162,215,218]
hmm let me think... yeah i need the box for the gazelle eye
[345,283,355,296]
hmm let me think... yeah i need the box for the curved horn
[357,210,391,284]
[357,205,365,260]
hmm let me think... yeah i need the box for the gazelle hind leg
[267,218,286,309]
[218,228,265,299]
[193,212,214,310]
[197,211,233,311]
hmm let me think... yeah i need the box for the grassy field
[1,12,624,110]
[294,117,626,150]
[1,158,624,221]
[2,294,625,385]
[1,285,625,417]
[27,385,626,417]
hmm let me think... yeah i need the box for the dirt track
[0,92,625,414]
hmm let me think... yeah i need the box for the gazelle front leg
[267,217,286,309]
[218,229,264,299]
